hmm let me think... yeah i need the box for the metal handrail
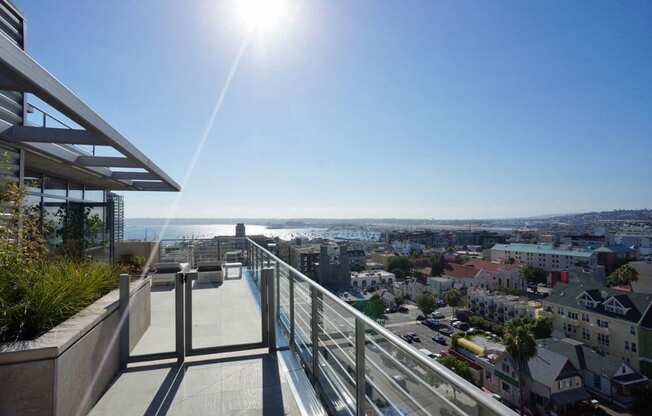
[247,237,518,416]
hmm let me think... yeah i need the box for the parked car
[407,332,420,342]
[416,314,426,321]
[398,306,409,313]
[422,318,440,329]
[402,334,413,343]
[432,335,447,345]
[431,311,445,319]
[385,307,398,314]
[452,321,470,331]
[439,326,453,336]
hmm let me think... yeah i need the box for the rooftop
[88,238,518,416]
[492,243,594,258]
[545,282,652,324]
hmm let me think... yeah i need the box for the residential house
[493,346,589,415]
[542,282,652,377]
[539,337,648,409]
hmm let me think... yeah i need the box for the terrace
[87,237,517,416]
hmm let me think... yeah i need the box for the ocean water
[124,221,381,242]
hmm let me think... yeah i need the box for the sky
[17,0,652,219]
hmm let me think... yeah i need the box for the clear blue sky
[18,0,652,219]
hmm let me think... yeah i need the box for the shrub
[0,258,121,342]
[438,355,473,382]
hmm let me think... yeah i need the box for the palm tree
[607,263,640,291]
[444,288,463,319]
[504,318,537,416]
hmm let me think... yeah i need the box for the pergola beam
[0,125,106,145]
[131,180,173,191]
[111,171,159,180]
[76,156,142,168]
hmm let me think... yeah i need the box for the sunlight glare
[236,0,288,32]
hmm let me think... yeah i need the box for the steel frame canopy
[0,31,180,192]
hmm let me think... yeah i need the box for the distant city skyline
[20,0,652,219]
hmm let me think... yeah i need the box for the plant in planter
[0,183,122,343]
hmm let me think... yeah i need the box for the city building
[493,344,589,415]
[542,282,652,377]
[441,260,525,293]
[427,277,454,296]
[0,0,179,263]
[538,337,648,409]
[235,222,246,237]
[350,270,395,289]
[469,289,542,323]
[490,243,597,271]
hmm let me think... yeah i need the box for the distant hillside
[541,209,652,223]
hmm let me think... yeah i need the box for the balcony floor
[90,270,324,416]
[89,350,305,416]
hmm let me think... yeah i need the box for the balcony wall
[0,278,150,416]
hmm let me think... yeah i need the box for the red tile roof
[443,263,478,278]
[465,259,517,273]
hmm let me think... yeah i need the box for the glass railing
[246,238,518,416]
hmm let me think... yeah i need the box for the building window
[582,313,589,322]
[630,326,636,335]
[597,319,609,328]
[632,342,637,353]
[625,341,630,351]
[502,382,510,392]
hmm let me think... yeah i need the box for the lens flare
[236,0,288,31]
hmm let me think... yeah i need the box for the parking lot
[383,304,456,357]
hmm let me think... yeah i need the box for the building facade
[491,243,597,271]
[0,1,179,262]
[542,282,652,377]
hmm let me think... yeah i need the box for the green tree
[504,318,538,416]
[531,317,552,339]
[386,256,412,279]
[416,292,437,316]
[438,355,473,382]
[444,288,463,316]
[364,294,386,320]
[606,263,639,290]
[520,265,547,287]
[430,255,444,276]
[0,183,49,271]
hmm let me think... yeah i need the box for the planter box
[0,277,151,416]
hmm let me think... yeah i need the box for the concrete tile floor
[90,271,320,415]
[90,351,302,416]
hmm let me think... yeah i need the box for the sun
[236,0,288,32]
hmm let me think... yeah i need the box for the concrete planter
[0,277,151,416]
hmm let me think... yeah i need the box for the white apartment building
[351,270,395,289]
[490,243,597,271]
[468,289,542,323]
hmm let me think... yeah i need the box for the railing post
[275,261,280,324]
[355,317,366,415]
[119,273,130,369]
[310,285,320,384]
[261,268,274,347]
[289,269,295,345]
[184,271,195,354]
[175,272,185,363]
[268,267,277,351]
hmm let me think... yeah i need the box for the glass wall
[23,171,112,262]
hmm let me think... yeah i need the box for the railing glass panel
[246,238,517,416]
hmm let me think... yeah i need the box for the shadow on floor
[125,353,287,416]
